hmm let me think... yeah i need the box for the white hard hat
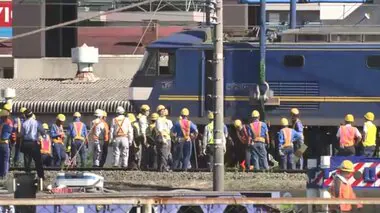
[116,106,125,114]
[94,109,103,117]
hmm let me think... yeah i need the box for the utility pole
[209,0,224,191]
[259,0,267,121]
[290,0,296,29]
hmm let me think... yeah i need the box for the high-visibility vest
[40,135,52,155]
[250,121,265,142]
[363,121,377,147]
[281,127,293,147]
[73,122,85,141]
[236,126,249,144]
[52,124,64,144]
[157,117,171,140]
[179,119,191,141]
[103,120,110,141]
[329,175,362,211]
[339,126,356,147]
[132,121,140,137]
[207,122,214,144]
[89,120,101,141]
[114,117,128,137]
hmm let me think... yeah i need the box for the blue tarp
[148,29,208,49]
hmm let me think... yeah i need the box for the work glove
[279,148,285,156]
[66,146,71,153]
[202,149,207,156]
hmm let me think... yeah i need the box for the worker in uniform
[247,110,269,170]
[138,105,150,169]
[172,108,198,170]
[290,108,305,170]
[232,119,252,171]
[50,114,67,167]
[328,160,362,212]
[13,107,27,167]
[21,109,45,180]
[278,118,303,170]
[110,106,133,168]
[0,110,12,178]
[362,112,377,157]
[68,112,88,168]
[2,104,14,167]
[336,114,362,156]
[98,111,110,167]
[163,108,175,169]
[89,109,106,167]
[127,113,142,170]
[202,111,228,171]
[155,105,173,172]
[144,112,159,169]
[40,123,52,167]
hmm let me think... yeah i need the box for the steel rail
[0,197,379,206]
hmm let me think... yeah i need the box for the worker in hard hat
[328,160,362,212]
[137,105,150,169]
[336,114,362,156]
[50,114,67,167]
[21,109,45,180]
[2,103,12,113]
[232,119,252,171]
[127,113,142,170]
[155,105,173,172]
[110,106,133,168]
[290,108,305,170]
[362,112,377,157]
[202,111,228,171]
[278,118,303,170]
[67,112,88,168]
[12,107,27,167]
[0,110,13,178]
[40,123,52,167]
[171,108,198,170]
[144,112,159,169]
[246,110,270,170]
[88,109,106,167]
[99,110,110,167]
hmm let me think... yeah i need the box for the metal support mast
[259,0,267,121]
[290,0,297,29]
[210,0,224,191]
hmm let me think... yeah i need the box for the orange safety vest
[329,176,363,212]
[114,118,127,137]
[236,126,249,144]
[40,135,52,155]
[103,120,110,142]
[89,121,100,141]
[73,122,85,141]
[339,126,356,147]
[250,122,265,142]
[179,119,191,141]
[282,127,293,147]
[52,124,64,144]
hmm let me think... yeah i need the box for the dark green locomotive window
[284,55,304,67]
[367,56,380,69]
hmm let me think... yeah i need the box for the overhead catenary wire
[0,0,160,43]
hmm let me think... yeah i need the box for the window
[367,56,380,69]
[284,55,304,67]
[159,52,175,76]
[138,50,176,76]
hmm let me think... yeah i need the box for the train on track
[129,26,380,127]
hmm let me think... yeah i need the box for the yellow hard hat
[291,108,299,115]
[20,107,27,113]
[56,114,66,122]
[0,110,9,117]
[208,111,214,120]
[140,104,150,111]
[156,105,165,112]
[127,113,136,123]
[234,119,242,128]
[73,112,81,117]
[364,112,375,121]
[181,108,190,116]
[280,117,289,126]
[42,123,49,130]
[251,110,260,118]
[103,111,107,117]
[345,114,354,122]
[339,160,354,172]
[151,113,159,121]
[3,103,11,112]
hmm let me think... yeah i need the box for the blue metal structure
[130,28,380,125]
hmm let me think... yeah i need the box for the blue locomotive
[130,27,380,126]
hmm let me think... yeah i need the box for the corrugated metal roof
[0,79,134,113]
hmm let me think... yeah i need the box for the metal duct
[12,101,133,114]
